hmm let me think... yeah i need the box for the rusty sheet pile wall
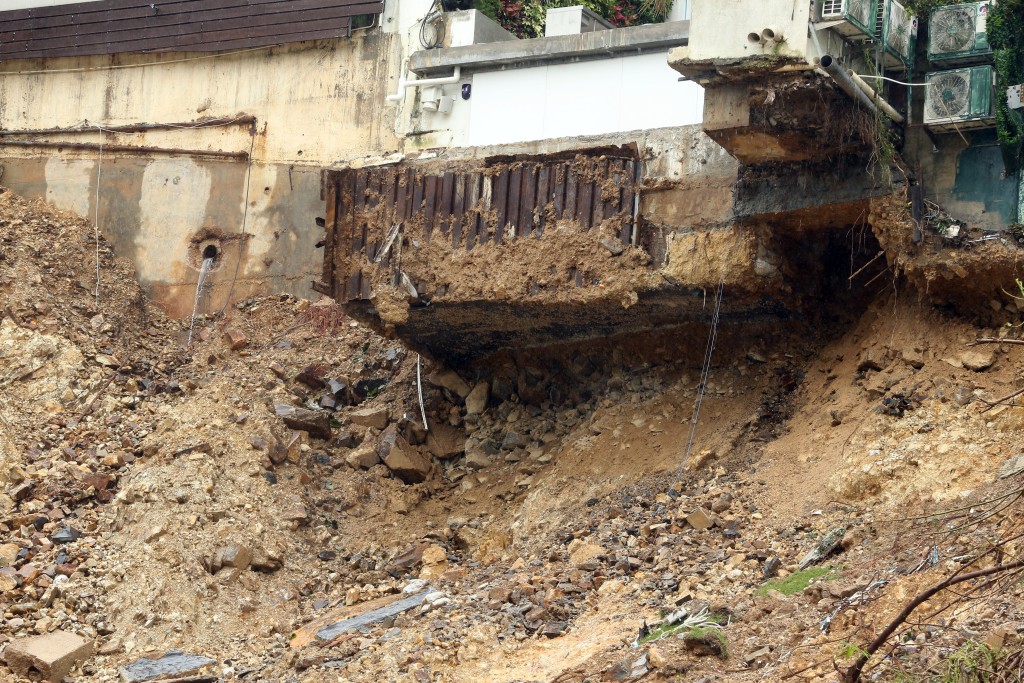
[317,147,642,304]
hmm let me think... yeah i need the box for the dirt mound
[1,185,1023,683]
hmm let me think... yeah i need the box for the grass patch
[685,626,729,659]
[638,621,688,645]
[756,566,837,596]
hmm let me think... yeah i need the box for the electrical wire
[419,0,446,49]
[852,73,932,87]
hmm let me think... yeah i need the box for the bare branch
[841,559,1024,683]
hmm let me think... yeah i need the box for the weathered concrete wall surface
[0,33,398,164]
[0,32,400,315]
[682,0,809,62]
[904,128,1020,231]
[4,155,326,318]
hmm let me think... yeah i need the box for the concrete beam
[408,20,689,76]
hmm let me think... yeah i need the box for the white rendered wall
[466,51,703,147]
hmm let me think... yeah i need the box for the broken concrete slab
[4,630,93,683]
[118,650,217,682]
[291,589,431,647]
[799,527,846,570]
[316,589,430,642]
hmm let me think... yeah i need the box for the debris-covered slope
[1,186,1023,683]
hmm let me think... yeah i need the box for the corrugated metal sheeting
[317,148,641,304]
[0,0,383,59]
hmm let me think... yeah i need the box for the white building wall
[465,52,703,147]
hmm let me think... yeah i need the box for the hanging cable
[669,258,727,491]
[419,0,446,49]
[851,74,932,87]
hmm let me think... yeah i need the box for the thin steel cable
[417,354,429,431]
[670,260,727,489]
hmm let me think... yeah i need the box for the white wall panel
[467,52,703,147]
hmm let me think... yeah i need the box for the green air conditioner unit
[927,1,993,64]
[923,65,995,131]
[880,0,917,70]
[817,0,878,39]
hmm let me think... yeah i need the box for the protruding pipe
[848,69,905,123]
[820,54,881,118]
[386,63,462,103]
[761,25,783,43]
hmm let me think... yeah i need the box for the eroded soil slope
[1,187,1023,683]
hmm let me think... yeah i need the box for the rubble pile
[2,186,1024,683]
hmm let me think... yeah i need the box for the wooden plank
[520,165,537,237]
[506,166,522,240]
[437,171,455,236]
[476,175,493,247]
[352,172,368,254]
[552,163,567,221]
[591,158,609,229]
[464,173,482,249]
[384,167,399,216]
[366,171,383,210]
[573,160,589,229]
[359,272,371,299]
[604,159,623,219]
[410,171,425,219]
[535,166,550,236]
[493,170,509,245]
[619,160,637,244]
[422,175,438,237]
[451,173,466,248]
[564,165,578,223]
[345,273,361,302]
[395,168,409,221]
[322,178,340,299]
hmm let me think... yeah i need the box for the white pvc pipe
[386,63,462,102]
[848,69,905,123]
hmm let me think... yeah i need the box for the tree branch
[841,559,1024,683]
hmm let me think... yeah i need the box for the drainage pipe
[386,62,462,102]
[820,55,881,119]
[847,70,905,123]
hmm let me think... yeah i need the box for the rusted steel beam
[0,139,249,159]
[0,115,256,136]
